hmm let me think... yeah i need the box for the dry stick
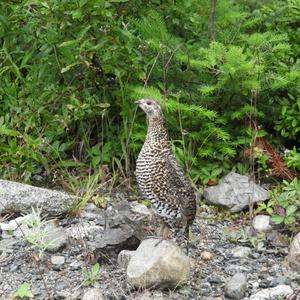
[208,0,217,41]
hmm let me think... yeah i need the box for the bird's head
[135,98,163,118]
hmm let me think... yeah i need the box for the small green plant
[82,263,101,286]
[24,208,59,259]
[193,163,223,185]
[13,282,33,299]
[285,147,300,171]
[257,178,300,231]
[223,226,266,250]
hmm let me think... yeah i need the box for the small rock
[231,246,251,258]
[130,202,151,216]
[82,288,104,300]
[249,285,293,300]
[266,230,289,247]
[224,273,247,299]
[286,232,300,271]
[44,221,68,253]
[70,260,83,270]
[117,250,134,269]
[203,172,270,212]
[201,251,213,261]
[51,255,65,265]
[0,215,33,231]
[252,215,271,232]
[127,238,190,289]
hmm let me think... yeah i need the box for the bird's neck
[147,116,169,143]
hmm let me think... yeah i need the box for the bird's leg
[155,222,171,246]
[184,225,190,255]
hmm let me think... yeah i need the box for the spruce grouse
[135,98,196,247]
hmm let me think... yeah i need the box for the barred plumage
[135,98,196,246]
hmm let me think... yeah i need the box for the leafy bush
[0,0,299,185]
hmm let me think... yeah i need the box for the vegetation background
[0,0,299,230]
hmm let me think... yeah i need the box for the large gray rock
[249,285,293,300]
[286,232,300,272]
[127,238,190,289]
[224,273,247,299]
[0,179,79,216]
[203,173,270,212]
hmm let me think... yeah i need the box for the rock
[224,273,247,299]
[130,202,152,216]
[127,238,190,289]
[252,215,271,232]
[0,179,79,216]
[51,255,65,265]
[201,251,213,261]
[203,173,270,212]
[286,232,300,272]
[117,250,134,269]
[266,230,289,247]
[249,285,293,300]
[89,201,146,254]
[231,246,251,258]
[44,221,68,253]
[82,288,104,300]
[0,215,34,231]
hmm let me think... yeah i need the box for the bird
[135,98,196,251]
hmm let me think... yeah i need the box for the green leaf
[271,215,285,224]
[13,282,33,298]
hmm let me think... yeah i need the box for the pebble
[252,215,271,232]
[231,246,252,258]
[225,273,247,299]
[201,251,213,261]
[82,288,104,300]
[51,255,65,265]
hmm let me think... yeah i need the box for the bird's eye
[146,101,151,105]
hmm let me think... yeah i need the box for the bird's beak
[134,100,141,105]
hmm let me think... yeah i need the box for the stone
[252,215,272,232]
[286,232,300,272]
[0,179,79,216]
[224,273,247,299]
[203,172,270,212]
[231,246,252,258]
[0,215,34,231]
[89,201,146,253]
[130,202,152,216]
[82,288,104,300]
[51,255,65,265]
[44,221,68,253]
[117,250,134,269]
[201,251,213,261]
[127,238,190,289]
[249,285,293,300]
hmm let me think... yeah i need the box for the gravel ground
[0,199,299,300]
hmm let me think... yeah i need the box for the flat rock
[127,238,190,289]
[44,221,68,253]
[231,246,252,258]
[0,179,79,216]
[203,173,270,212]
[286,232,300,272]
[252,215,272,232]
[51,255,65,265]
[224,273,247,299]
[249,284,293,300]
[117,250,134,269]
[82,288,104,300]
